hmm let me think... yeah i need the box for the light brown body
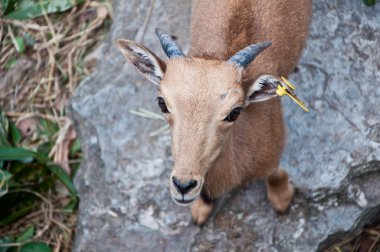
[116,0,311,225]
[188,0,311,223]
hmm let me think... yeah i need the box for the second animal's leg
[265,168,294,212]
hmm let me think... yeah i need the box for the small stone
[356,191,368,208]
[163,213,177,226]
[107,209,118,217]
[89,136,97,145]
[138,206,159,230]
[292,218,305,239]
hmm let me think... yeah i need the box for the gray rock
[68,1,380,251]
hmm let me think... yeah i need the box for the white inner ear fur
[246,75,280,103]
[116,39,165,86]
[131,45,164,85]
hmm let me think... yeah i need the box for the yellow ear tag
[276,76,309,112]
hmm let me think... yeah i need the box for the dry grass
[0,0,112,251]
[325,222,380,252]
[0,0,112,113]
[0,190,77,251]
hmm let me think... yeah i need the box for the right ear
[246,75,280,104]
[116,39,166,85]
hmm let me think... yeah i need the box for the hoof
[268,182,294,213]
[191,197,213,225]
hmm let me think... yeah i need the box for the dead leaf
[49,118,76,175]
[97,5,109,20]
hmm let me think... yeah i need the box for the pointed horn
[155,28,184,58]
[227,41,272,68]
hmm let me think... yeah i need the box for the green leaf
[14,37,25,53]
[24,32,35,46]
[2,0,17,15]
[0,203,35,225]
[0,147,49,163]
[20,242,52,252]
[36,142,52,158]
[0,169,12,182]
[0,169,12,194]
[0,111,10,148]
[0,236,13,252]
[69,161,81,177]
[38,118,59,141]
[4,57,17,70]
[16,226,35,243]
[47,164,77,196]
[64,196,78,211]
[5,0,85,20]
[69,139,81,157]
[9,123,21,145]
[363,0,377,5]
[1,0,9,13]
[0,148,35,163]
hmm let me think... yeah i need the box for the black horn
[227,41,272,68]
[155,28,184,58]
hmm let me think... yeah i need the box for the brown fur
[190,0,311,81]
[188,0,311,205]
[116,0,311,225]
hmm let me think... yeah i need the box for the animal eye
[157,97,169,113]
[224,107,242,122]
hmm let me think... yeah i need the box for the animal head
[116,29,280,205]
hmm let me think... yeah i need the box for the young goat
[116,0,311,225]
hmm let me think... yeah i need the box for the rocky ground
[68,1,380,251]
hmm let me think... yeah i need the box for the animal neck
[189,0,253,61]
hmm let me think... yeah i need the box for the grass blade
[0,147,49,163]
[9,123,22,145]
[20,242,52,252]
[16,225,35,243]
[0,203,35,225]
[47,164,77,196]
[5,0,86,20]
[0,111,10,148]
[0,236,14,252]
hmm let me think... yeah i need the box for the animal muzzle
[169,174,204,205]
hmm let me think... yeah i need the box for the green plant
[0,0,110,250]
[0,110,79,251]
[363,0,378,6]
[2,0,86,20]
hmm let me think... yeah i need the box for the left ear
[116,39,166,85]
[246,75,280,104]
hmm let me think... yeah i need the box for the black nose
[172,176,197,195]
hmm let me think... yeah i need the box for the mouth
[173,196,196,205]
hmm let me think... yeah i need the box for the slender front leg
[191,190,214,225]
[266,168,294,212]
